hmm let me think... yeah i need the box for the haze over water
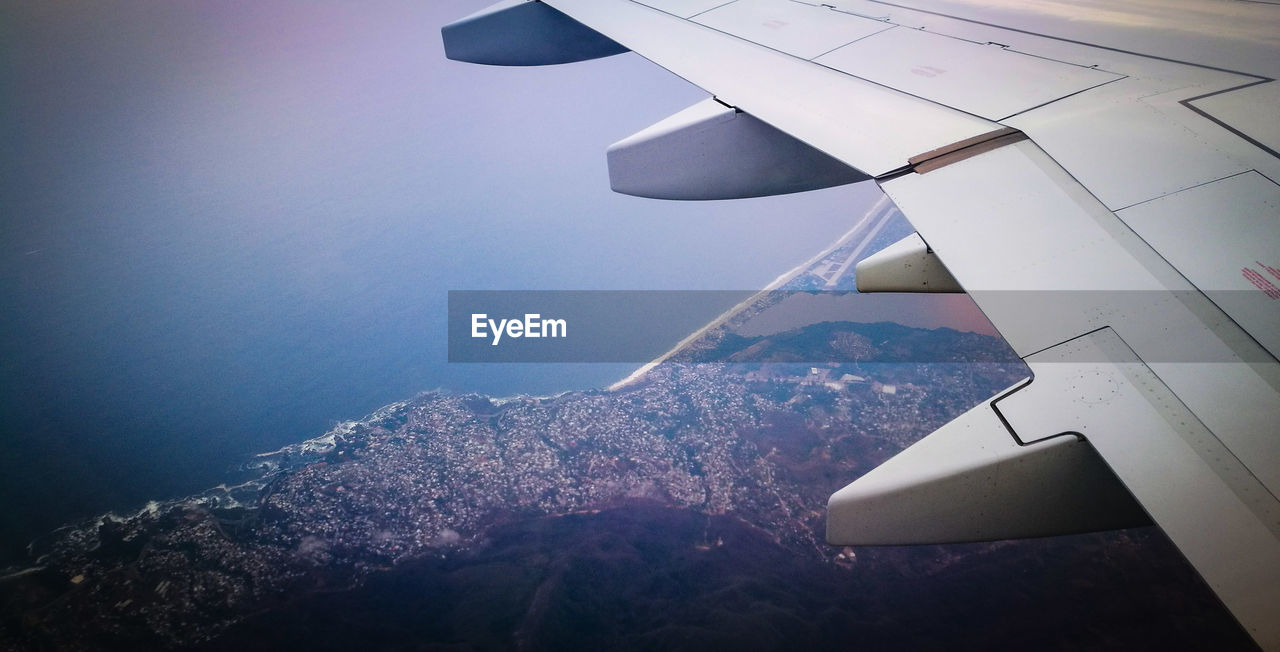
[0,1,869,560]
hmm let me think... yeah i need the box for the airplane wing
[441,0,1280,646]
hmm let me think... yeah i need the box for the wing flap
[877,135,1280,648]
[1013,330,1280,649]
[606,98,868,199]
[880,138,1280,498]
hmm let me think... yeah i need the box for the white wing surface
[442,0,1280,646]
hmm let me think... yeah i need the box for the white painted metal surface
[1006,81,1257,210]
[693,0,892,60]
[635,0,736,19]
[677,0,1280,217]
[882,139,1280,497]
[815,26,1122,121]
[826,1,917,26]
[590,0,1276,217]
[883,140,1165,297]
[1008,331,1280,648]
[1117,171,1280,359]
[545,0,1001,177]
[606,98,868,199]
[854,232,961,292]
[838,0,1280,77]
[1191,81,1280,155]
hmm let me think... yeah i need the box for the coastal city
[0,209,1246,648]
[5,333,1026,647]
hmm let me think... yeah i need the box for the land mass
[0,323,1247,649]
[0,206,1251,649]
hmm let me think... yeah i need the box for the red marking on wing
[1259,261,1280,282]
[1243,267,1280,299]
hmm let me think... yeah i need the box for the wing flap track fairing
[442,0,628,66]
[607,98,869,200]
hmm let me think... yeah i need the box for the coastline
[607,194,893,392]
[3,198,893,574]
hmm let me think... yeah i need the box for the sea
[0,0,870,562]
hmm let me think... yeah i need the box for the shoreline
[4,197,894,572]
[607,194,893,392]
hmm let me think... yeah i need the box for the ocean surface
[0,0,873,561]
